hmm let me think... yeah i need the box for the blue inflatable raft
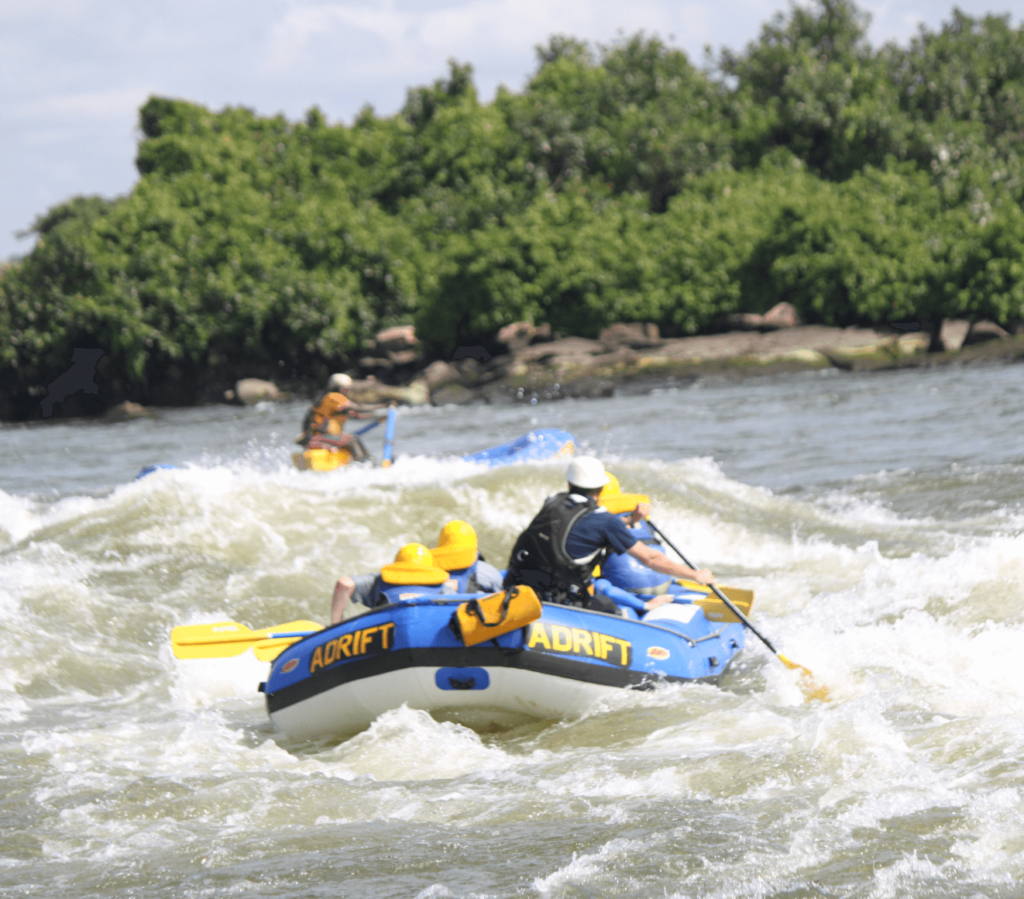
[141,428,576,480]
[260,593,746,740]
[461,428,576,468]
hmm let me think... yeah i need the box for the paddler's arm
[627,501,652,525]
[346,406,388,418]
[594,578,673,613]
[627,541,713,585]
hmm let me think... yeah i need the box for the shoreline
[400,323,1024,408]
[12,322,1024,425]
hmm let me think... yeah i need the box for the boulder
[422,360,460,389]
[938,319,971,353]
[373,325,419,354]
[431,383,480,406]
[516,337,604,363]
[235,378,283,405]
[761,302,801,330]
[497,321,552,352]
[721,303,800,332]
[720,312,765,331]
[591,347,639,368]
[358,356,393,372]
[346,378,430,406]
[387,349,421,366]
[598,322,661,349]
[965,320,1010,345]
[455,357,483,378]
[104,400,153,422]
[895,332,930,355]
[497,321,537,352]
[452,345,492,363]
[550,354,599,373]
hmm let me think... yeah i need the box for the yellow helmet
[598,471,651,515]
[430,520,479,572]
[380,543,450,585]
[600,472,621,498]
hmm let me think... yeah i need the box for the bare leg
[331,576,355,624]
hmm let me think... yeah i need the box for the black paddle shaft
[646,519,781,656]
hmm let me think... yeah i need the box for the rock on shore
[197,306,1024,416]
[417,308,1023,406]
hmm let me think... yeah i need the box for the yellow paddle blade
[171,620,323,659]
[172,620,253,643]
[172,640,256,659]
[674,580,754,623]
[778,653,831,702]
[253,637,307,662]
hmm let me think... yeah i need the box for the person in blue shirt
[504,456,715,615]
[428,520,504,594]
[330,543,452,624]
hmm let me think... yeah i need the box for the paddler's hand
[693,568,714,585]
[643,594,674,611]
[628,501,652,524]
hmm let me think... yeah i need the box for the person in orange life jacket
[296,373,390,461]
[330,543,454,624]
[429,520,503,594]
[503,456,714,615]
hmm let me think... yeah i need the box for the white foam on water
[413,886,456,899]
[953,787,1024,880]
[866,853,973,899]
[168,649,270,709]
[0,486,106,546]
[5,397,1024,896]
[336,705,516,784]
[534,838,645,895]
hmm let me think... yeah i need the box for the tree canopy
[3,0,1024,418]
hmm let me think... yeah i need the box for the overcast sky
[2,0,1020,261]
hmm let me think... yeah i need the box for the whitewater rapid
[2,364,1024,897]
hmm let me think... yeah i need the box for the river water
[2,363,1024,898]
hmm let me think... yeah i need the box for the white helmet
[327,373,353,391]
[566,456,609,490]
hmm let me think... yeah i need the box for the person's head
[430,520,479,572]
[380,543,450,586]
[565,456,609,498]
[327,373,353,393]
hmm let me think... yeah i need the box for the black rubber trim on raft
[264,646,718,713]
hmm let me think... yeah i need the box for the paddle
[381,406,397,468]
[646,520,829,700]
[171,620,323,660]
[671,578,754,622]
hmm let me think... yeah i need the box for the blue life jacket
[447,559,504,594]
[371,578,449,607]
[601,542,673,593]
[447,562,479,594]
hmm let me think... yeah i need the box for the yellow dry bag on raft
[451,586,542,647]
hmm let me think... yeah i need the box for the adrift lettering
[526,622,632,667]
[309,622,396,674]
